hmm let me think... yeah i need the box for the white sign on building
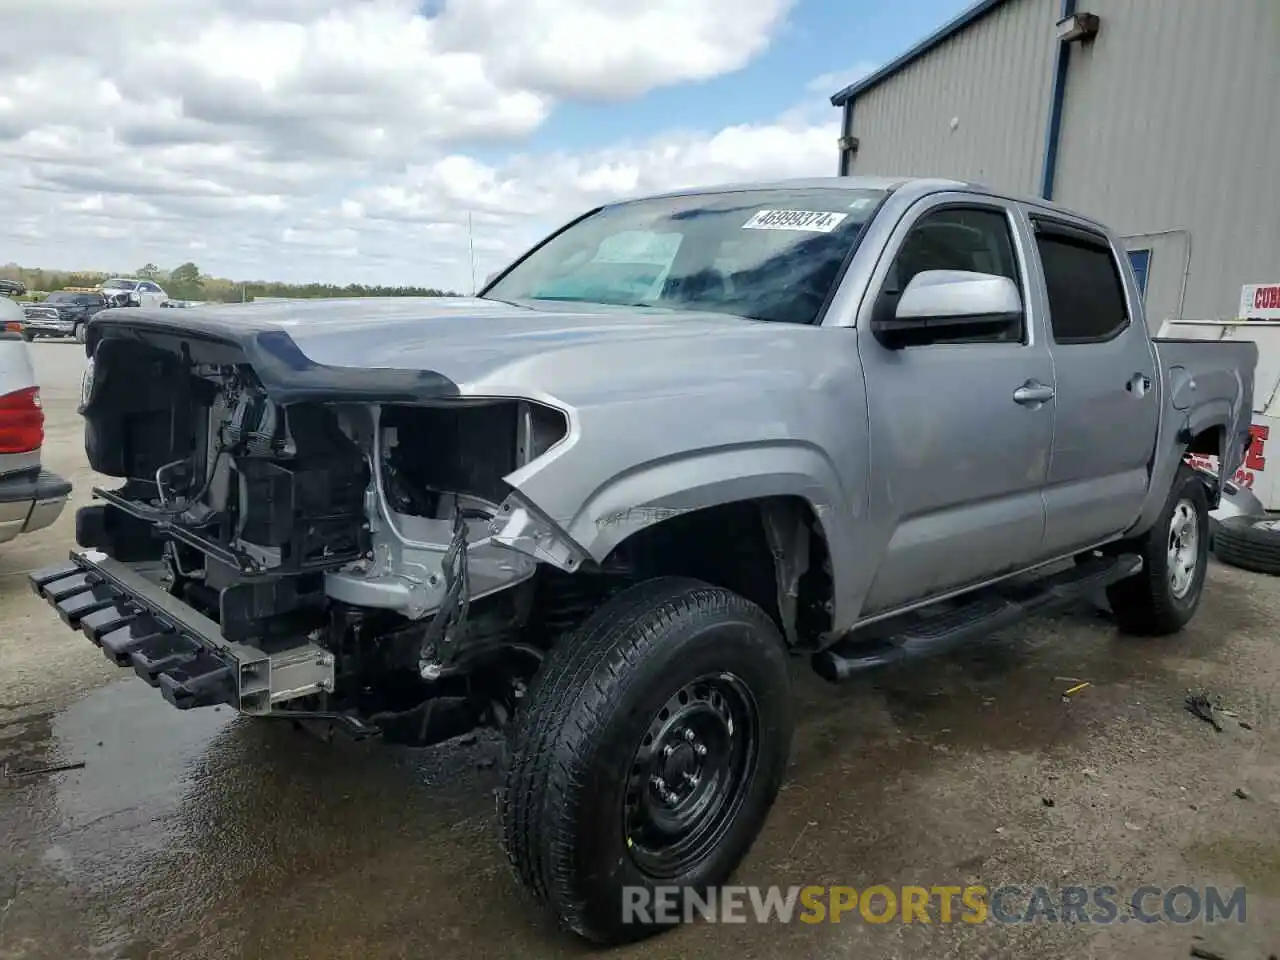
[1239,283,1280,320]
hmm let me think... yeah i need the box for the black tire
[1211,514,1280,575]
[1106,464,1210,635]
[74,322,85,344]
[20,331,32,341]
[500,577,792,945]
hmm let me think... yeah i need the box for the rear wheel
[20,331,32,341]
[500,577,792,945]
[74,322,86,344]
[1107,464,1209,635]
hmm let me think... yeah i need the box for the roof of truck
[618,176,967,203]
[614,176,1116,237]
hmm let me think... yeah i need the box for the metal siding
[848,0,1058,194]
[1051,0,1280,326]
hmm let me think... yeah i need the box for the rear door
[857,195,1054,613]
[1028,214,1160,555]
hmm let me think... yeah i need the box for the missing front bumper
[29,549,339,715]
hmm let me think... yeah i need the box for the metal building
[830,0,1280,329]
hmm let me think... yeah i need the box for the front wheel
[74,322,86,344]
[1107,463,1210,635]
[500,577,792,945]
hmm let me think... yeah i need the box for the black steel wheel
[501,577,791,945]
[624,673,759,880]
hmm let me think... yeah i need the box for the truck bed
[1153,335,1258,485]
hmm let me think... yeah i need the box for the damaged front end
[31,326,583,744]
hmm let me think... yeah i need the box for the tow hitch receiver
[30,550,335,713]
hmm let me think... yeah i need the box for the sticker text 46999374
[742,210,848,233]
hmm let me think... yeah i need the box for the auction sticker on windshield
[742,209,848,232]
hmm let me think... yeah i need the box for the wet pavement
[3,342,1280,959]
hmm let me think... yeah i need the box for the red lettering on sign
[1246,424,1270,472]
[1256,286,1280,310]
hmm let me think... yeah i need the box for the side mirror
[873,269,1022,348]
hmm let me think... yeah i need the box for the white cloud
[0,0,845,291]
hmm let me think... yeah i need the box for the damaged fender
[492,442,862,632]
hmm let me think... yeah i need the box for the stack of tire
[1212,515,1280,576]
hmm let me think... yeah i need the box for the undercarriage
[34,329,634,746]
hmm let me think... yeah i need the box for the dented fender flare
[497,442,864,627]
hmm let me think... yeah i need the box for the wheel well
[1185,425,1224,457]
[597,496,834,647]
[1182,425,1229,506]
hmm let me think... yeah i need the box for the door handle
[1126,372,1152,397]
[1013,380,1055,405]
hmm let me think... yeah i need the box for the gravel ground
[1,340,1278,960]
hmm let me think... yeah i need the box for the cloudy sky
[1,0,968,292]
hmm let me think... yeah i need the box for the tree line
[0,261,459,302]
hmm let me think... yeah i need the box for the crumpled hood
[90,296,830,405]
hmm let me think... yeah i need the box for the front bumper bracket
[30,549,335,713]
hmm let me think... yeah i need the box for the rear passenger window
[1034,226,1129,343]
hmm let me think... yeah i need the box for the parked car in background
[0,279,27,298]
[101,277,168,308]
[0,297,71,544]
[21,290,111,342]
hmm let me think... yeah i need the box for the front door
[857,198,1053,614]
[1029,215,1160,555]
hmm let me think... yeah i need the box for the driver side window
[880,205,1024,344]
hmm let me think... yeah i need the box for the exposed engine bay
[66,330,632,745]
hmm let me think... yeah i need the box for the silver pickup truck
[31,177,1256,944]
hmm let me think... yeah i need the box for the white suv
[101,278,169,308]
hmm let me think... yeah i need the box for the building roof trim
[830,0,1014,106]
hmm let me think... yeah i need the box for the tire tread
[1107,464,1209,636]
[1212,515,1280,575]
[500,576,786,942]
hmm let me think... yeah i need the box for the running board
[811,553,1142,683]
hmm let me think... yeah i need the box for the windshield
[484,187,888,324]
[47,292,98,304]
[102,279,138,291]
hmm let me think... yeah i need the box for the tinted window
[485,187,887,325]
[1035,226,1128,343]
[881,206,1023,343]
